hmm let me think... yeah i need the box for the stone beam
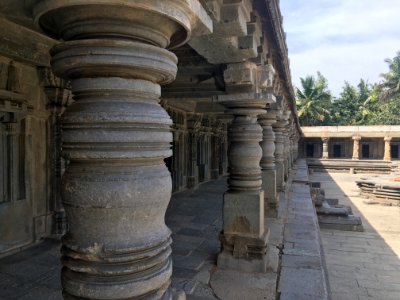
[190,0,262,63]
[0,17,56,67]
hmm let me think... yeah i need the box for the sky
[280,0,400,97]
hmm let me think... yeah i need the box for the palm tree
[379,51,400,101]
[296,72,332,126]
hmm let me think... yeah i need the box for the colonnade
[303,133,399,161]
[30,0,299,298]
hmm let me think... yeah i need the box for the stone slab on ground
[210,268,276,300]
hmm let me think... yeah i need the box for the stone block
[210,268,276,300]
[276,161,285,191]
[262,170,277,215]
[223,190,264,238]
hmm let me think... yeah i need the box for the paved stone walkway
[310,171,400,300]
[0,179,226,300]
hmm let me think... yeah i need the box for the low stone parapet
[278,159,331,300]
[307,158,394,174]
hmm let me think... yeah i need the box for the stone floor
[0,179,226,300]
[3,169,399,300]
[310,171,400,300]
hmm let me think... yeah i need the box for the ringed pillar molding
[352,136,361,160]
[259,109,278,216]
[217,62,276,273]
[322,137,329,159]
[272,112,287,192]
[33,1,212,299]
[282,111,291,180]
[384,136,392,161]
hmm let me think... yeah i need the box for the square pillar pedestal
[262,169,277,216]
[218,190,277,273]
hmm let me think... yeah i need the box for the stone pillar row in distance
[33,1,211,299]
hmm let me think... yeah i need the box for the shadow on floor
[310,170,400,300]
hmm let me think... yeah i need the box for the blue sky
[280,0,400,96]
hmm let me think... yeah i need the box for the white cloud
[281,0,400,96]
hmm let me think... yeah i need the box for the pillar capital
[352,135,361,141]
[384,136,392,142]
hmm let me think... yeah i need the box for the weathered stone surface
[259,108,278,215]
[279,160,330,300]
[32,0,213,298]
[210,268,276,300]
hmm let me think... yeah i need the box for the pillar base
[218,190,278,273]
[211,169,220,179]
[262,169,277,217]
[218,229,279,273]
[187,176,198,189]
[276,161,285,191]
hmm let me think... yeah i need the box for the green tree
[296,72,332,126]
[379,51,400,101]
[331,79,371,125]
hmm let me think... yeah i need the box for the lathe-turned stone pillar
[217,62,275,273]
[322,137,330,159]
[352,136,361,160]
[259,110,278,216]
[384,136,392,161]
[34,1,211,299]
[273,115,286,192]
[282,112,291,180]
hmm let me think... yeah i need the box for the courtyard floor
[310,171,400,300]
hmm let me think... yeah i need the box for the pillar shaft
[384,137,392,161]
[259,111,277,215]
[352,136,361,160]
[273,124,285,192]
[34,1,210,298]
[322,138,329,159]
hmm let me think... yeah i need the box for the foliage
[296,51,400,126]
[379,51,400,101]
[296,72,332,126]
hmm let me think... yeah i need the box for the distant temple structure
[301,126,400,173]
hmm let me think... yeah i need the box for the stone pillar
[282,112,291,180]
[40,67,72,234]
[5,123,21,202]
[273,115,286,192]
[211,134,220,179]
[259,110,278,216]
[217,62,275,273]
[384,136,392,161]
[322,137,329,159]
[34,1,211,299]
[352,136,361,160]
